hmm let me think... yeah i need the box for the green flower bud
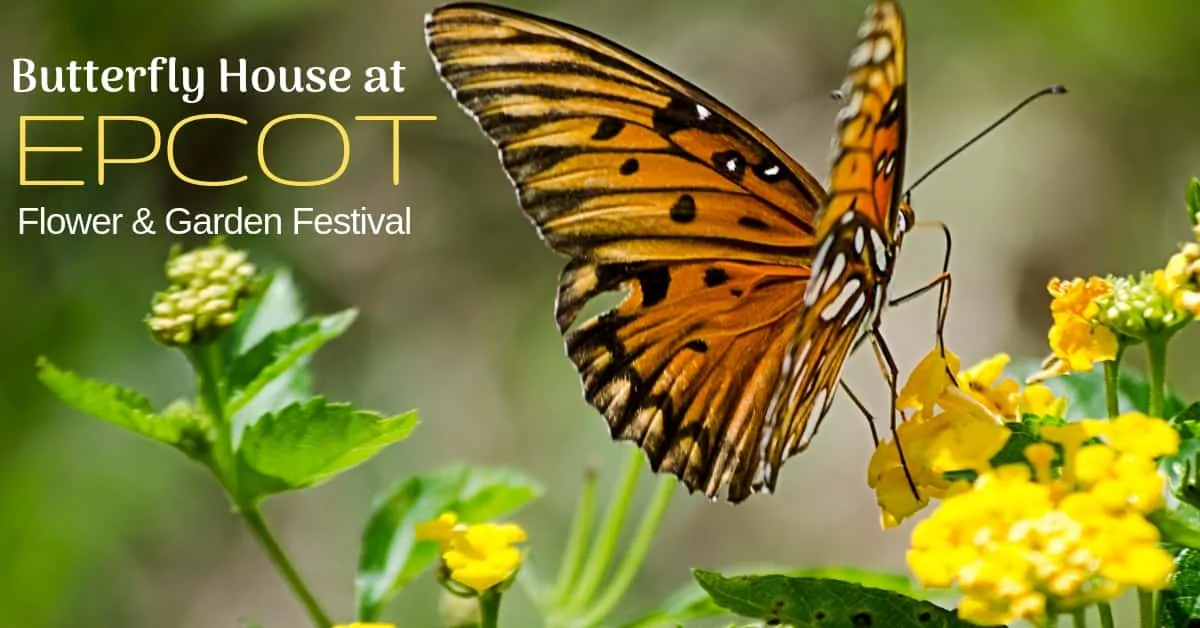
[438,588,482,628]
[1094,272,1189,343]
[147,243,258,347]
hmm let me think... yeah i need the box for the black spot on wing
[738,216,769,230]
[619,158,640,175]
[669,194,696,223]
[592,117,625,140]
[703,267,729,287]
[712,150,746,182]
[683,339,708,353]
[637,267,671,307]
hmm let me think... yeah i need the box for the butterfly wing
[762,0,910,479]
[426,2,826,501]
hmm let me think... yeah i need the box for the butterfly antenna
[905,84,1068,195]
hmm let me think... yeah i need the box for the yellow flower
[897,348,962,420]
[870,349,1015,527]
[416,513,528,594]
[1048,311,1119,372]
[1158,241,1200,317]
[1020,383,1067,417]
[907,414,1180,625]
[1032,277,1119,381]
[957,354,1021,419]
[1049,276,1113,319]
[415,512,464,549]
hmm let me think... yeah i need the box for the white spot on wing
[840,211,855,225]
[763,165,780,177]
[822,253,847,293]
[873,36,893,63]
[869,229,889,272]
[696,104,711,120]
[821,278,861,320]
[849,41,872,68]
[854,227,865,253]
[725,158,739,172]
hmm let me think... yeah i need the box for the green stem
[1071,607,1086,628]
[1098,601,1115,628]
[1138,589,1157,628]
[1103,350,1123,419]
[576,475,675,626]
[566,448,643,610]
[479,588,503,628]
[1147,335,1168,418]
[240,502,333,628]
[552,464,598,605]
[190,343,235,488]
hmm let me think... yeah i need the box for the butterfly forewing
[425,0,909,502]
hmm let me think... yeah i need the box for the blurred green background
[3,0,1200,626]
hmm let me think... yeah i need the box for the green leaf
[694,571,975,628]
[235,397,416,500]
[1161,548,1200,626]
[625,567,925,628]
[989,420,1043,468]
[1007,360,1184,418]
[1163,403,1200,494]
[355,466,542,621]
[230,269,307,353]
[1151,510,1200,550]
[1186,177,1200,227]
[226,309,357,416]
[36,357,201,450]
[225,270,314,435]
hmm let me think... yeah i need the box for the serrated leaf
[36,357,197,448]
[1162,548,1200,626]
[231,269,307,353]
[624,567,923,628]
[235,398,416,500]
[355,466,542,621]
[226,310,357,416]
[226,270,314,439]
[694,571,977,628]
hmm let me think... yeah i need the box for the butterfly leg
[889,220,956,384]
[869,328,920,499]
[838,379,881,447]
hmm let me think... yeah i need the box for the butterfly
[425,0,921,503]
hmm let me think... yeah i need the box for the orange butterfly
[426,0,922,502]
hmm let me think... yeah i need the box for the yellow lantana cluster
[1037,277,1119,379]
[907,412,1179,626]
[415,512,527,594]
[1156,224,1200,318]
[868,350,1061,528]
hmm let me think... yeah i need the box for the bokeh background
[3,0,1200,626]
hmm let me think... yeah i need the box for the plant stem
[566,448,643,610]
[190,343,236,488]
[576,475,675,626]
[1098,601,1115,628]
[1147,335,1168,418]
[1071,607,1086,628]
[240,502,333,628]
[479,588,503,628]
[1103,351,1123,419]
[1138,589,1157,628]
[552,464,598,606]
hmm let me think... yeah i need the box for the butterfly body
[426,0,911,502]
